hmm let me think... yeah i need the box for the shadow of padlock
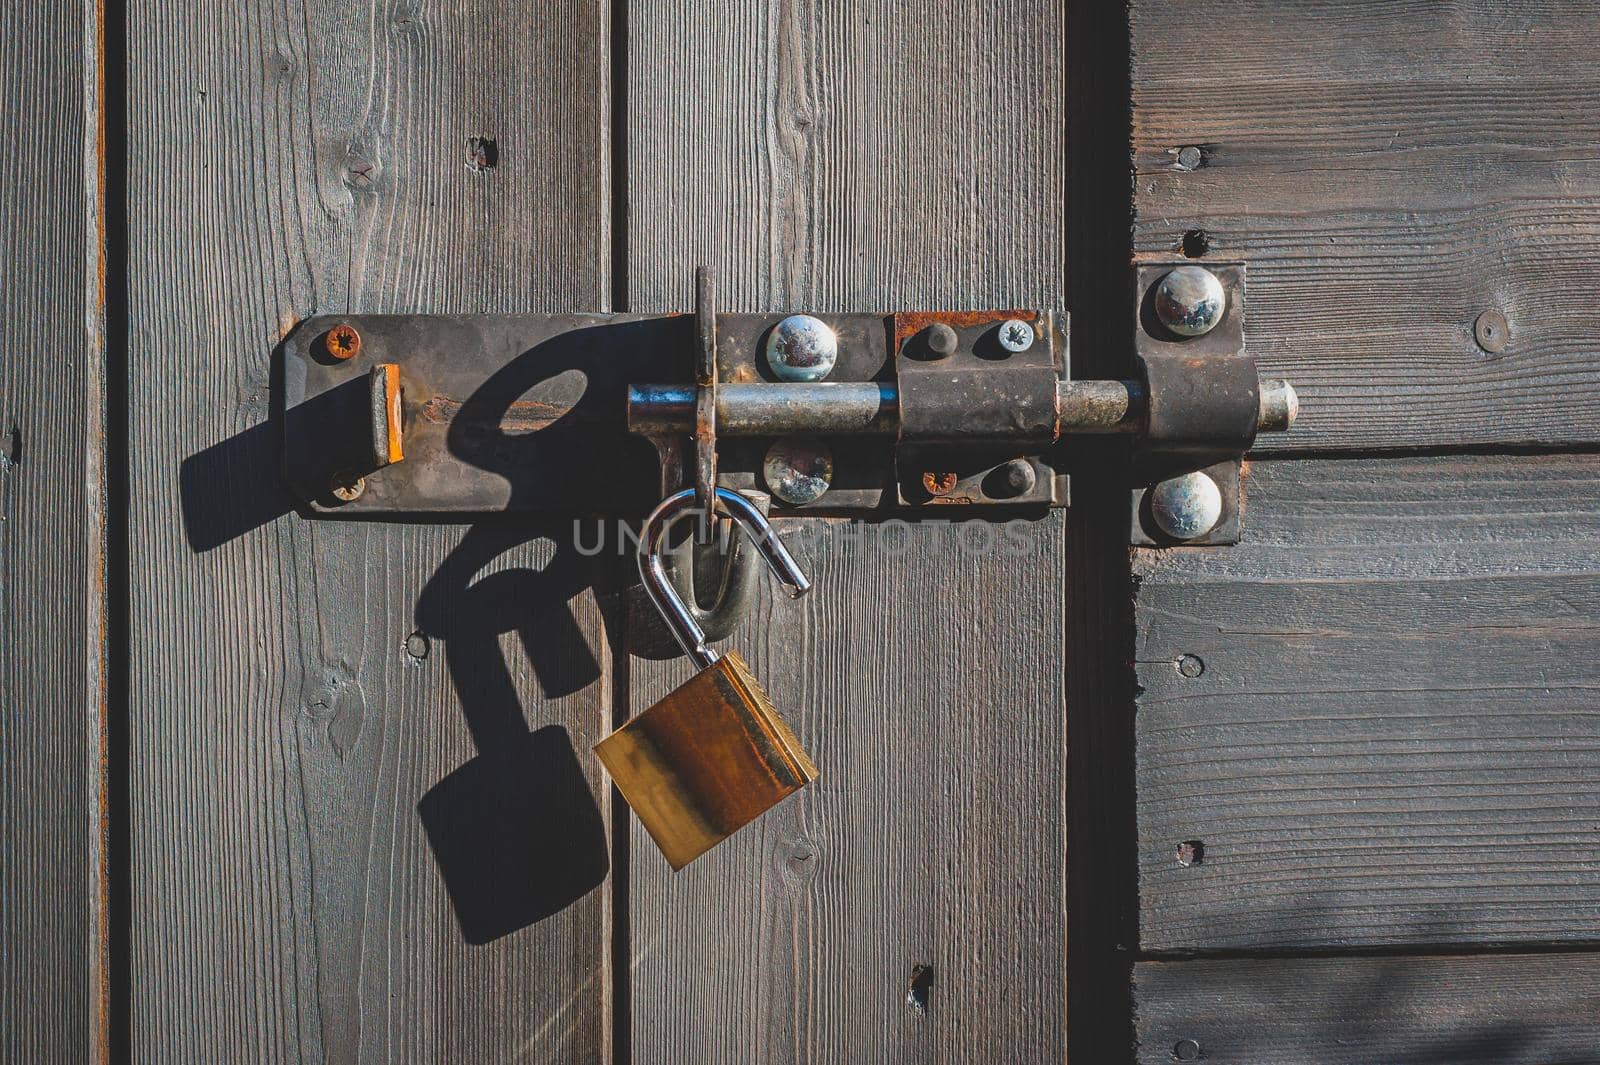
[596,487,819,870]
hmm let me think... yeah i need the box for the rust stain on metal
[695,394,716,439]
[326,324,362,360]
[893,309,1035,349]
[922,470,958,497]
[383,364,404,464]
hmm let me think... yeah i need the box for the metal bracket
[281,267,1295,533]
[1129,261,1296,546]
[891,311,1065,507]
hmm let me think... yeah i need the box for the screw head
[329,470,367,503]
[326,323,362,360]
[922,470,958,497]
[925,322,958,358]
[1176,653,1205,678]
[1149,470,1222,540]
[1173,1038,1202,1061]
[997,318,1035,353]
[1153,266,1226,337]
[765,314,838,382]
[763,437,834,505]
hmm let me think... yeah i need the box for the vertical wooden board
[1134,954,1600,1065]
[626,3,1068,1061]
[0,1,100,1061]
[1130,0,1600,451]
[128,1,613,1060]
[1134,455,1600,951]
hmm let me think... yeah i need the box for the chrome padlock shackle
[639,487,810,669]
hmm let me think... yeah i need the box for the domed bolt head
[925,322,958,358]
[1149,470,1223,540]
[992,458,1037,498]
[765,314,838,382]
[1153,266,1226,337]
[763,437,833,505]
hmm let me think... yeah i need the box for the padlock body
[595,650,818,870]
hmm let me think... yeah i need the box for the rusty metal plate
[283,308,1070,517]
[893,310,1066,508]
[283,313,685,515]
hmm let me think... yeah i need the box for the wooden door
[12,2,1600,1063]
[119,1,1069,1062]
[1123,3,1600,1061]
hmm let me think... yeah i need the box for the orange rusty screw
[326,323,362,361]
[329,470,366,503]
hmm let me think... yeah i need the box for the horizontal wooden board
[1134,953,1600,1065]
[0,1,101,1060]
[1135,453,1600,951]
[1131,0,1600,451]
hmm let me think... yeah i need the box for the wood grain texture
[625,3,1068,1061]
[1131,0,1600,451]
[1135,454,1600,952]
[0,1,102,1060]
[127,1,614,1060]
[1133,953,1600,1065]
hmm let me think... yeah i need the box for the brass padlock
[596,488,819,870]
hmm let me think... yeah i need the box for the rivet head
[997,318,1035,353]
[765,315,838,381]
[1173,1037,1202,1060]
[1154,266,1226,337]
[1149,471,1222,540]
[1474,309,1509,354]
[763,437,833,505]
[925,322,958,358]
[992,458,1037,498]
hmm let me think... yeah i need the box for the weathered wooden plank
[625,3,1068,1061]
[1131,0,1600,451]
[1133,953,1600,1065]
[128,1,614,1059]
[1135,453,1600,951]
[0,1,103,1060]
